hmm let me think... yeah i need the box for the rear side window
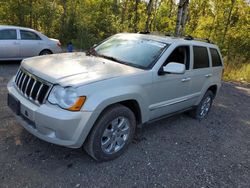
[210,48,222,67]
[20,30,41,40]
[193,46,209,69]
[0,29,17,40]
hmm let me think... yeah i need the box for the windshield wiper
[97,54,145,69]
[86,48,97,56]
[96,54,122,63]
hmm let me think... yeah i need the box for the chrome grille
[14,68,51,104]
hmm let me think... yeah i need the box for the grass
[223,59,250,83]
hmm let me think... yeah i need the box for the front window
[92,34,168,69]
[0,29,17,40]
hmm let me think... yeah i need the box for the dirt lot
[0,62,249,188]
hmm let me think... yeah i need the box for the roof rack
[184,35,212,43]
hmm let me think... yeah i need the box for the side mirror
[93,44,97,47]
[161,62,185,74]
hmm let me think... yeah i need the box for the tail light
[57,41,62,47]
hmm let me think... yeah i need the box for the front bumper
[7,79,98,148]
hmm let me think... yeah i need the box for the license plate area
[7,94,20,115]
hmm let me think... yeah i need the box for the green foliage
[223,58,250,82]
[0,0,249,60]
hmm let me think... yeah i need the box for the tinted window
[164,46,190,70]
[20,30,41,40]
[94,34,168,69]
[193,46,209,69]
[0,29,17,40]
[210,48,222,67]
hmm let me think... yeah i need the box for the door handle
[13,42,20,45]
[181,77,191,82]
[205,74,212,77]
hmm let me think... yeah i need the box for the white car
[0,25,62,60]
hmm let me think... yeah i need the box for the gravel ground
[0,61,249,188]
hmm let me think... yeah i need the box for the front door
[0,29,19,59]
[149,46,194,120]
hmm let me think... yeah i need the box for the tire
[39,50,52,55]
[189,90,214,120]
[84,104,136,161]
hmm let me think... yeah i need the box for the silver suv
[7,33,223,161]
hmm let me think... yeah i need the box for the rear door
[0,29,19,59]
[189,45,212,103]
[209,48,223,83]
[19,29,44,58]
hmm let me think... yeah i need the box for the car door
[19,29,44,58]
[188,45,213,103]
[0,29,19,59]
[209,48,223,83]
[149,45,194,119]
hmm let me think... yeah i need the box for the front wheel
[189,90,214,120]
[84,104,136,161]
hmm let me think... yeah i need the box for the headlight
[48,85,86,111]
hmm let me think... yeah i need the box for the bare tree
[175,0,189,36]
[222,0,236,45]
[121,0,128,26]
[168,0,174,18]
[60,0,67,40]
[145,0,154,31]
[134,0,140,32]
[113,0,119,15]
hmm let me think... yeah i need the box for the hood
[21,52,142,86]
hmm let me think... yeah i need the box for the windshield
[93,34,169,69]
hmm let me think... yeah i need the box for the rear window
[0,29,17,40]
[210,48,222,67]
[193,46,209,69]
[20,30,41,40]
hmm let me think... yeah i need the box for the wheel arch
[96,99,143,126]
[207,84,217,98]
[195,83,220,106]
[39,49,53,55]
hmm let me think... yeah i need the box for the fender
[82,85,150,123]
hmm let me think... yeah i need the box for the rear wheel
[84,104,136,161]
[189,90,214,120]
[39,49,52,55]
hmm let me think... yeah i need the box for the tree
[175,0,189,36]
[145,0,154,31]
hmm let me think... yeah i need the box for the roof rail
[184,35,212,43]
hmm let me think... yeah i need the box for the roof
[116,33,218,48]
[0,25,36,32]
